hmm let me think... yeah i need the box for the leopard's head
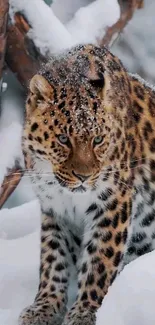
[23,45,132,192]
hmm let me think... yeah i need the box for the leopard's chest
[29,159,102,229]
[34,182,98,229]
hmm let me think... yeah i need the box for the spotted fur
[19,44,155,325]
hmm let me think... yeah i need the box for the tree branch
[99,0,144,47]
[0,167,23,209]
[0,0,9,91]
[6,13,43,88]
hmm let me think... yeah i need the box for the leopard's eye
[93,135,103,146]
[57,134,69,145]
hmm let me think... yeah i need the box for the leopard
[19,44,155,325]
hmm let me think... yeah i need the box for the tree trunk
[0,0,9,93]
[6,13,43,88]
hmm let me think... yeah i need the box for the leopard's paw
[18,303,66,325]
[62,310,96,325]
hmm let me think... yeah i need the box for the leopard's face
[23,45,132,192]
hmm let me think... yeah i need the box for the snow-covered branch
[100,0,144,47]
[6,0,143,87]
[10,0,75,55]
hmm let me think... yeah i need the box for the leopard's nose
[72,171,91,183]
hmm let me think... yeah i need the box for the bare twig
[99,0,144,47]
[0,168,23,209]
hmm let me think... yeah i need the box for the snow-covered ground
[0,201,40,325]
[97,250,155,325]
[1,0,155,324]
[1,201,155,325]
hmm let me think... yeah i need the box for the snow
[0,70,24,187]
[9,0,120,54]
[51,0,93,25]
[0,201,40,325]
[9,0,74,55]
[66,0,120,44]
[1,0,155,324]
[97,251,155,325]
[1,201,155,325]
[0,200,40,240]
[0,71,24,128]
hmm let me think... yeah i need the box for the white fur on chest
[42,185,95,228]
[29,158,101,229]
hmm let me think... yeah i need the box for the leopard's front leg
[19,212,71,325]
[63,182,132,325]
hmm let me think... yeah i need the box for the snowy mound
[97,251,155,325]
[0,200,155,325]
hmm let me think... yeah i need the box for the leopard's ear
[29,74,54,102]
